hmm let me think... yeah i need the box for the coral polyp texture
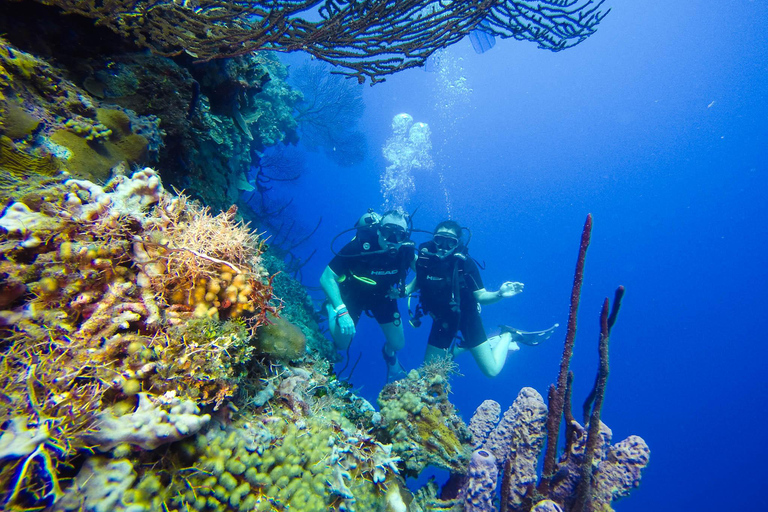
[0,167,280,507]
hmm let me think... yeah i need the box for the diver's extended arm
[320,266,345,309]
[474,281,524,305]
[321,266,356,336]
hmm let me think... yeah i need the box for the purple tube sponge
[468,400,501,450]
[483,388,547,472]
[550,420,650,510]
[463,449,498,512]
[593,435,651,504]
[498,388,548,512]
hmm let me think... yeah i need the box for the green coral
[255,312,306,361]
[113,409,399,512]
[50,108,148,181]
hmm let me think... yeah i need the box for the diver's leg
[469,332,516,378]
[380,319,405,357]
[424,318,455,363]
[376,301,407,382]
[463,309,516,378]
[487,333,521,353]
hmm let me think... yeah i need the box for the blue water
[268,2,768,510]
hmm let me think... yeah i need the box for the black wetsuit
[329,236,415,325]
[415,241,487,348]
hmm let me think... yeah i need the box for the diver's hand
[386,286,402,300]
[337,312,356,336]
[498,281,524,298]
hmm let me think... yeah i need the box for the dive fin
[501,323,559,346]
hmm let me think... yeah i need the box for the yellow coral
[50,108,148,181]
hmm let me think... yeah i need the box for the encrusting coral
[0,38,160,183]
[378,357,472,477]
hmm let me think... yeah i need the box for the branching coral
[291,60,367,166]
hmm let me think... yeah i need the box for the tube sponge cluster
[462,388,650,512]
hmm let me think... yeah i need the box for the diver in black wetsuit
[320,210,417,382]
[407,220,554,377]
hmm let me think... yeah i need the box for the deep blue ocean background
[261,2,767,510]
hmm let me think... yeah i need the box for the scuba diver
[406,220,557,377]
[320,210,417,383]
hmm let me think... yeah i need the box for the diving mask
[434,233,459,251]
[380,223,408,244]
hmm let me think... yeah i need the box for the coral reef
[49,373,406,512]
[172,410,401,512]
[0,168,276,507]
[378,359,472,476]
[0,38,160,182]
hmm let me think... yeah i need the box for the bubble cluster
[380,113,434,211]
[431,49,474,217]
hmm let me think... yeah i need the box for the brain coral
[255,312,307,361]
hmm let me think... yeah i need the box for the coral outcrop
[378,359,472,476]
